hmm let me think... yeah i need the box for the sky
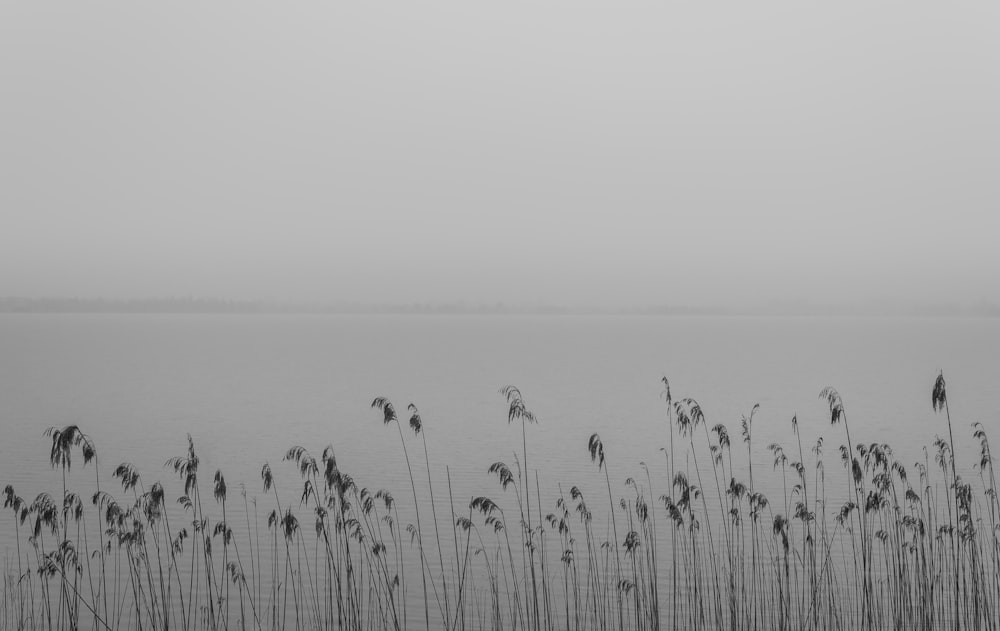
[1,3,998,310]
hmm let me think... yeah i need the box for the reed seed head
[371,397,397,424]
[932,371,947,413]
[588,433,605,469]
[819,387,845,425]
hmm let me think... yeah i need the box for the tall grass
[2,372,998,631]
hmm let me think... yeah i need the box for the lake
[1,314,998,629]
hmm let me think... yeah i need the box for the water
[1,314,998,628]
[2,314,997,495]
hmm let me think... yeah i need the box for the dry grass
[2,372,998,631]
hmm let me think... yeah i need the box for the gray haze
[2,3,998,309]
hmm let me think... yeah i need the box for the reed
[2,374,998,631]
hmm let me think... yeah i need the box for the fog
[2,2,998,310]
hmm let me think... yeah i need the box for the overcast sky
[1,3,998,309]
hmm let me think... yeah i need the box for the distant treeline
[0,297,997,317]
[0,297,268,314]
[0,298,719,316]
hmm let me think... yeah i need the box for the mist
[2,2,998,310]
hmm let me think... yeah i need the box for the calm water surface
[1,314,999,555]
